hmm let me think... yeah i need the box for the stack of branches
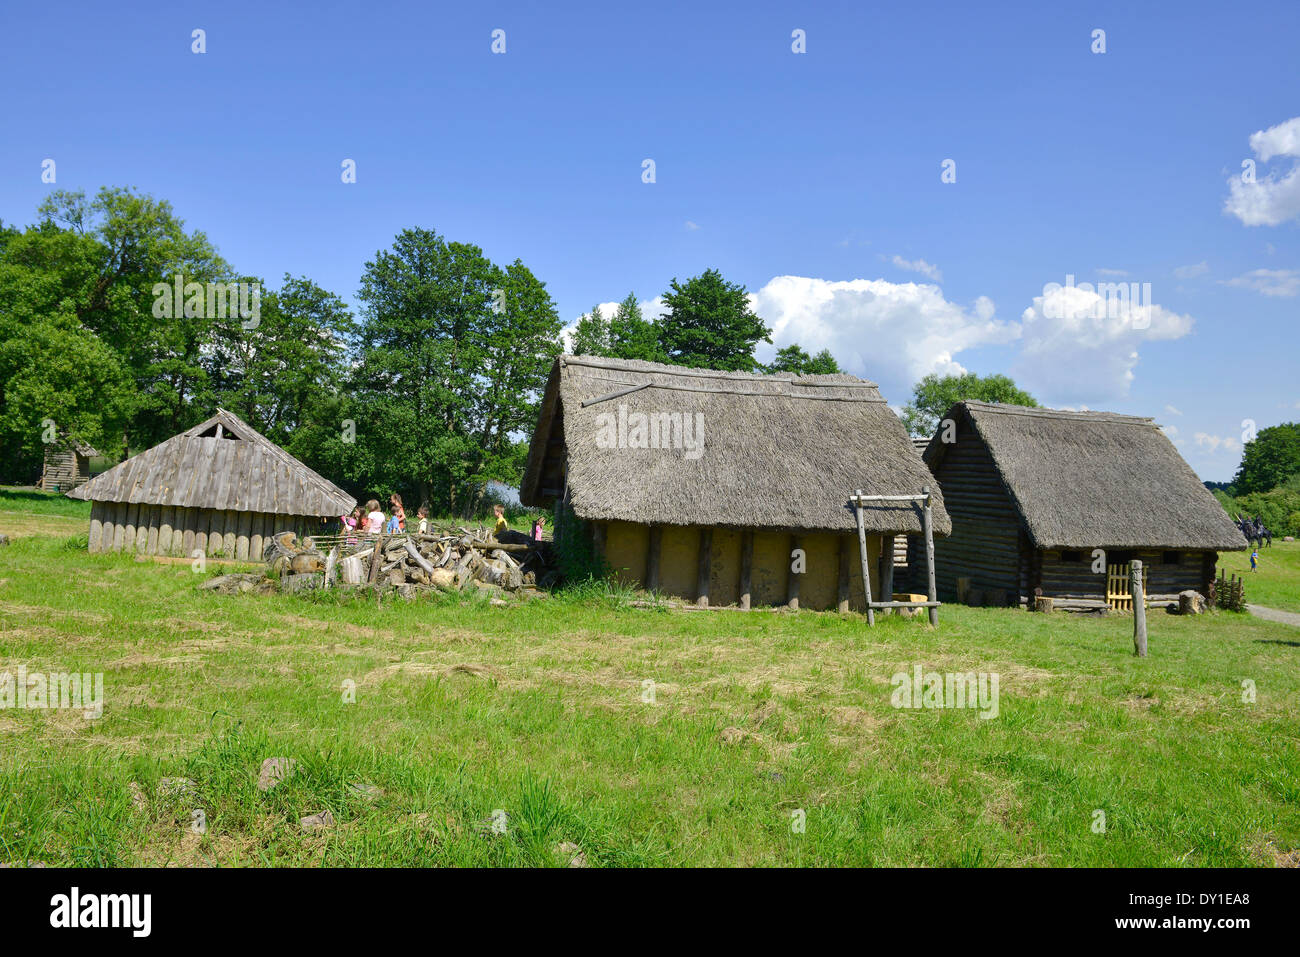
[1209,569,1246,612]
[261,525,556,599]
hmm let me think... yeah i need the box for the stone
[300,810,335,831]
[257,757,298,791]
[554,841,587,868]
[281,572,321,593]
[128,781,149,810]
[1284,536,1295,542]
[0,533,9,546]
[200,573,265,595]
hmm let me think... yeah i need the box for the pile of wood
[1209,569,1246,612]
[259,526,556,599]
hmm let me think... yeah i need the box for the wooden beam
[739,530,753,611]
[696,527,712,608]
[880,534,895,612]
[1132,559,1147,657]
[837,534,851,613]
[787,535,801,610]
[855,489,875,625]
[591,521,607,562]
[646,525,662,593]
[922,486,938,626]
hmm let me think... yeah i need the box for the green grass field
[1219,540,1300,614]
[1,494,1298,867]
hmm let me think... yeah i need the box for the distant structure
[40,436,99,492]
[68,409,355,559]
[916,401,1248,610]
[520,355,950,612]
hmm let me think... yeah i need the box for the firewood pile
[202,526,555,599]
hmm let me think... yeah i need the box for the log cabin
[915,400,1247,611]
[520,355,950,612]
[67,409,355,560]
[40,436,98,492]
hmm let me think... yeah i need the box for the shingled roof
[923,400,1246,551]
[67,409,355,517]
[521,355,950,536]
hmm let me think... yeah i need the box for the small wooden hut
[917,400,1247,610]
[520,355,950,613]
[40,436,99,492]
[68,409,355,560]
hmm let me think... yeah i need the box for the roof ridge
[562,353,880,389]
[961,400,1154,425]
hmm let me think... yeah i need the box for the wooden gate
[1106,562,1138,610]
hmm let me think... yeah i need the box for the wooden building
[68,409,355,560]
[520,355,950,613]
[916,401,1247,610]
[40,436,99,492]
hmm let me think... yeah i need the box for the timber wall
[88,502,331,560]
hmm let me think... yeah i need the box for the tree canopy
[1233,422,1300,496]
[900,372,1038,436]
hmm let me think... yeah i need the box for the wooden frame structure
[852,486,940,626]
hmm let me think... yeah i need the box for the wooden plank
[787,534,801,610]
[88,502,105,552]
[154,506,172,555]
[122,502,139,553]
[144,506,160,555]
[1132,560,1147,657]
[869,600,942,608]
[645,525,662,593]
[193,509,208,557]
[837,534,851,613]
[591,521,606,563]
[207,509,226,558]
[248,512,264,565]
[696,527,712,608]
[855,490,874,626]
[922,486,938,626]
[235,510,252,561]
[739,530,753,611]
[880,534,895,610]
[222,509,239,558]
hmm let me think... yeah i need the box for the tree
[656,269,771,371]
[900,372,1038,436]
[570,303,610,356]
[1233,422,1300,495]
[765,344,841,375]
[606,293,665,363]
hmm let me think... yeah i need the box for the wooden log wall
[40,449,90,491]
[1038,549,1215,605]
[88,505,325,559]
[918,427,1024,604]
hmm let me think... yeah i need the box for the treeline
[1210,422,1300,536]
[0,187,836,514]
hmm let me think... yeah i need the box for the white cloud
[684,220,700,231]
[1220,268,1300,298]
[1224,116,1300,226]
[887,255,942,281]
[1193,432,1241,455]
[1173,261,1208,279]
[1164,404,1182,416]
[749,276,1017,399]
[1014,284,1194,403]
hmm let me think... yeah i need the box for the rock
[396,583,417,600]
[257,757,298,791]
[1285,536,1295,542]
[554,841,587,868]
[300,810,335,831]
[128,781,149,810]
[1178,590,1206,615]
[0,533,9,546]
[281,572,321,593]
[201,573,266,595]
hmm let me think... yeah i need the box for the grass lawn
[1,516,1298,867]
[1218,540,1300,614]
[0,487,91,540]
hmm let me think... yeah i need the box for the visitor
[532,517,544,541]
[390,493,406,533]
[1250,548,1259,573]
[492,503,508,539]
[416,505,429,536]
[365,499,384,535]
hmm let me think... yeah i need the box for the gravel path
[1247,604,1300,628]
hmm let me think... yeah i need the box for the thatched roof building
[40,435,99,492]
[918,400,1246,611]
[521,355,948,612]
[69,409,355,560]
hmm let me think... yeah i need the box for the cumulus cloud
[1224,116,1300,226]
[886,255,942,281]
[684,220,700,231]
[1164,404,1182,416]
[1193,432,1241,455]
[1220,268,1300,297]
[1014,283,1194,403]
[1174,261,1209,279]
[749,276,1017,399]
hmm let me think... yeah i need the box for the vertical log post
[837,534,851,613]
[787,535,801,610]
[591,521,607,565]
[645,525,662,593]
[880,534,895,614]
[696,527,712,608]
[854,490,875,626]
[1132,559,1147,657]
[922,486,938,626]
[739,530,753,611]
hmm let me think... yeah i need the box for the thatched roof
[68,409,355,517]
[44,434,99,458]
[924,401,1246,551]
[521,355,950,535]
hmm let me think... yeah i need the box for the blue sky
[2,0,1297,480]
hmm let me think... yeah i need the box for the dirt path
[1247,604,1300,628]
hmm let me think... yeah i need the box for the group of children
[339,495,545,544]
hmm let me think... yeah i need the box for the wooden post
[1132,559,1147,657]
[787,535,801,610]
[956,577,971,604]
[837,534,851,613]
[739,530,753,611]
[88,502,105,553]
[645,525,662,593]
[696,527,712,608]
[922,486,938,626]
[591,521,607,566]
[880,534,895,613]
[368,531,387,584]
[854,490,875,626]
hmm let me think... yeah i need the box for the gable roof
[67,409,355,517]
[47,435,100,458]
[924,400,1246,551]
[521,355,950,536]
